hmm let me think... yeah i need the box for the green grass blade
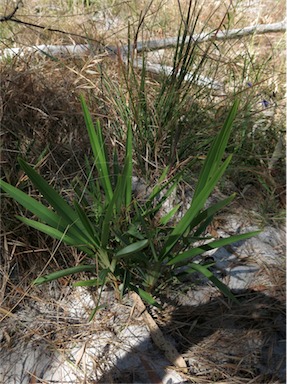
[192,194,236,236]
[73,201,100,247]
[0,179,62,228]
[17,216,95,256]
[73,279,99,287]
[33,264,96,285]
[143,176,180,218]
[148,166,170,201]
[144,169,182,215]
[119,269,131,299]
[18,158,78,222]
[17,216,77,245]
[100,182,121,248]
[101,146,133,246]
[114,174,125,214]
[159,204,181,225]
[113,147,120,186]
[80,95,113,202]
[167,230,261,265]
[88,303,106,321]
[18,158,92,245]
[186,263,238,302]
[115,239,149,258]
[161,156,232,258]
[114,149,133,215]
[138,287,161,308]
[124,123,133,207]
[83,156,103,202]
[101,205,114,249]
[129,284,161,308]
[193,100,239,200]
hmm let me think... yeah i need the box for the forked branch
[0,1,22,22]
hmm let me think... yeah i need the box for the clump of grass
[104,0,225,172]
[97,0,285,222]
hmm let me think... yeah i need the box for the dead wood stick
[1,20,285,61]
[123,20,286,54]
[131,292,188,373]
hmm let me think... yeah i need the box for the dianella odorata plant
[0,96,260,319]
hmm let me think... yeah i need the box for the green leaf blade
[80,95,113,202]
[167,230,261,265]
[17,158,92,245]
[0,179,62,229]
[186,263,238,302]
[17,216,95,256]
[124,123,133,207]
[116,239,149,258]
[160,156,232,259]
[193,99,239,200]
[33,265,96,285]
[73,201,100,248]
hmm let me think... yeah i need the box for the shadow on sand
[98,289,286,383]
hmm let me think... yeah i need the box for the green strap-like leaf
[17,216,95,256]
[148,166,170,201]
[186,263,238,302]
[124,123,133,207]
[167,230,261,265]
[101,185,118,248]
[193,100,239,200]
[192,194,236,236]
[119,269,131,299]
[33,264,96,285]
[161,156,232,258]
[0,179,62,228]
[18,158,92,245]
[159,204,181,225]
[80,95,113,202]
[116,239,149,258]
[129,284,162,308]
[73,201,100,247]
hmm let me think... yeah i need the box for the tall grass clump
[219,34,286,219]
[101,0,285,220]
[104,0,223,171]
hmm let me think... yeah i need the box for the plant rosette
[0,97,260,319]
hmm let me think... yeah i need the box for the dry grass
[151,265,286,382]
[0,0,285,382]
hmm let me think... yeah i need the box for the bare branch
[124,20,286,54]
[0,1,22,22]
[129,57,223,90]
[1,44,92,59]
[0,19,285,91]
[1,20,284,61]
[0,13,116,55]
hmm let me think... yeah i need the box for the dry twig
[131,292,188,373]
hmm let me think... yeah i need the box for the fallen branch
[1,44,223,90]
[131,292,188,373]
[1,44,92,59]
[131,58,222,90]
[124,20,286,54]
[1,20,285,61]
[1,20,285,91]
